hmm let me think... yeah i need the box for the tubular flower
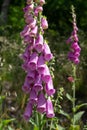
[20,0,55,121]
[66,6,81,64]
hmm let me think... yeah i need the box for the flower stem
[72,64,76,126]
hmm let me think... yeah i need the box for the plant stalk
[72,64,76,126]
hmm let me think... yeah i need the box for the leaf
[8,126,14,130]
[66,93,73,102]
[71,111,84,124]
[2,118,15,126]
[29,119,37,126]
[57,125,65,130]
[73,103,87,112]
[69,125,80,130]
[59,110,70,119]
[33,125,39,130]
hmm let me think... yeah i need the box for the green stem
[72,64,76,126]
[38,113,42,130]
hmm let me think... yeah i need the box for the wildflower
[20,0,55,121]
[67,6,81,64]
[46,97,55,118]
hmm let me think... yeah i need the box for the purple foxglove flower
[30,89,37,104]
[33,74,43,92]
[46,97,55,118]
[71,42,78,49]
[24,35,33,44]
[37,92,46,113]
[28,52,38,70]
[74,51,80,57]
[34,34,43,53]
[43,43,53,61]
[73,34,78,42]
[68,52,76,61]
[34,6,43,16]
[23,102,33,121]
[26,70,35,84]
[22,79,31,93]
[21,47,30,61]
[22,61,28,72]
[45,79,55,96]
[29,26,38,37]
[37,55,45,74]
[40,0,45,6]
[23,4,34,12]
[20,25,29,38]
[25,14,34,24]
[74,45,81,53]
[41,17,48,29]
[29,18,37,28]
[74,58,80,64]
[42,64,51,83]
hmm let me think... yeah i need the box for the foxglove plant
[20,0,55,121]
[66,7,81,64]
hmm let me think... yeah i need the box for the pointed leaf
[73,103,87,112]
[59,110,70,119]
[57,125,65,130]
[69,125,80,130]
[66,93,73,102]
[33,126,39,130]
[71,111,84,124]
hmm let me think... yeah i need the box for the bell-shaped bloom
[40,0,45,6]
[33,74,43,92]
[25,14,34,24]
[46,97,55,118]
[43,43,53,61]
[37,55,45,74]
[22,61,28,72]
[24,35,33,44]
[30,89,37,104]
[34,6,43,16]
[22,79,31,93]
[20,25,30,38]
[41,17,48,30]
[37,92,46,113]
[74,51,80,57]
[26,70,35,84]
[45,79,55,96]
[21,47,30,61]
[42,65,51,83]
[28,52,38,70]
[74,58,80,64]
[29,18,37,28]
[29,26,38,37]
[23,102,33,121]
[23,4,34,12]
[34,34,43,53]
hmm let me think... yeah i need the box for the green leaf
[69,125,80,130]
[66,93,73,102]
[2,118,15,126]
[29,119,37,126]
[33,125,39,130]
[57,125,65,130]
[8,126,14,130]
[72,111,84,124]
[59,110,70,119]
[73,103,87,112]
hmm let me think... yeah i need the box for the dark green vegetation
[0,0,87,129]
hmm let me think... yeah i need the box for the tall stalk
[72,64,76,126]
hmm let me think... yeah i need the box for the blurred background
[0,0,87,129]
